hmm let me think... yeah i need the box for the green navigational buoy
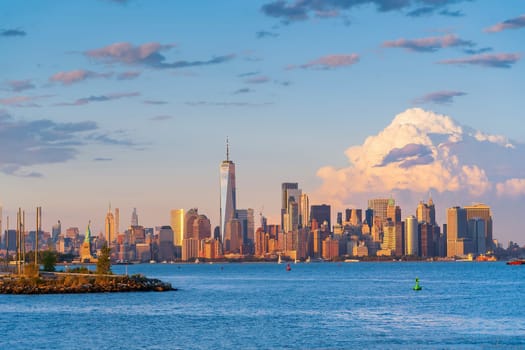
[413,277,422,291]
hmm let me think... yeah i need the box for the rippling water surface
[1,262,524,349]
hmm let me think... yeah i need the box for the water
[1,262,524,349]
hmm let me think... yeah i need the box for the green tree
[96,244,112,275]
[41,250,57,272]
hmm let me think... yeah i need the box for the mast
[35,207,41,266]
[226,137,230,162]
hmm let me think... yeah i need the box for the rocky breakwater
[0,273,176,294]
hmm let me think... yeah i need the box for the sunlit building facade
[105,205,115,246]
[220,139,236,244]
[170,209,184,246]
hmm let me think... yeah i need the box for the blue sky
[1,0,524,245]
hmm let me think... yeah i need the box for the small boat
[476,255,497,262]
[286,263,291,271]
[149,260,156,264]
[277,255,282,264]
[344,259,359,263]
[506,259,525,265]
[195,258,200,264]
[305,256,311,263]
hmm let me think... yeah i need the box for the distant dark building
[365,208,374,231]
[336,212,343,226]
[4,229,16,251]
[310,205,331,231]
[345,209,352,222]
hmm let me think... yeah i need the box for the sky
[0,0,524,245]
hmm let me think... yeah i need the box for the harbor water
[1,262,524,349]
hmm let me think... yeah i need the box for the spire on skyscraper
[226,136,230,162]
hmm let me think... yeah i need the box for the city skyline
[0,1,524,245]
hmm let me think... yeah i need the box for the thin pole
[35,207,40,266]
[22,210,25,274]
[5,216,9,261]
[16,209,21,275]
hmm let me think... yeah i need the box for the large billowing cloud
[84,42,234,69]
[261,0,469,23]
[0,110,136,177]
[314,108,525,230]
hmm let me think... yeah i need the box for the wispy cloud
[149,115,173,121]
[287,54,359,70]
[143,100,168,105]
[49,69,113,85]
[93,157,113,162]
[408,7,464,17]
[1,28,26,37]
[85,42,235,69]
[0,110,135,177]
[438,53,521,68]
[382,34,474,52]
[116,71,141,80]
[237,71,260,78]
[256,30,279,39]
[0,95,53,108]
[463,47,493,55]
[5,79,35,92]
[186,101,273,107]
[233,88,254,94]
[485,14,525,33]
[261,0,469,23]
[103,0,131,4]
[439,9,464,17]
[56,92,140,106]
[244,76,270,84]
[413,90,467,105]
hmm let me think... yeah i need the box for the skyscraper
[300,193,310,228]
[52,220,61,243]
[115,207,120,235]
[416,197,436,225]
[387,201,401,223]
[105,205,115,245]
[464,203,493,250]
[446,206,469,257]
[170,209,185,246]
[236,209,254,243]
[368,198,390,221]
[281,183,298,228]
[220,138,236,244]
[310,204,331,231]
[405,215,418,256]
[131,208,139,226]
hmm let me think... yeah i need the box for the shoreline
[0,272,176,295]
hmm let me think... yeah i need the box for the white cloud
[314,108,524,211]
[496,178,525,197]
